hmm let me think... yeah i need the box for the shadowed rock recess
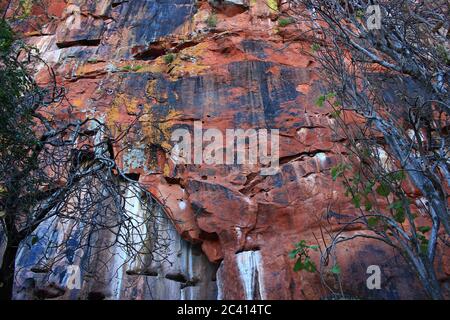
[5,0,449,300]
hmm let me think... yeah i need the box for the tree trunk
[0,242,19,300]
[408,252,443,300]
[423,260,444,300]
[418,269,443,300]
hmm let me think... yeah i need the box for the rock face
[208,0,249,16]
[6,0,449,299]
[14,202,218,300]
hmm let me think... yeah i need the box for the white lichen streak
[110,183,147,299]
[235,250,266,300]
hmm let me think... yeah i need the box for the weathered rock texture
[5,0,449,299]
[14,199,218,300]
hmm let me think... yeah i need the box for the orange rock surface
[7,0,449,299]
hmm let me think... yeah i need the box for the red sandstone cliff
[3,0,449,300]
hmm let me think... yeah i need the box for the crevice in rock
[30,266,50,274]
[239,173,267,196]
[180,277,200,289]
[56,38,101,49]
[165,272,188,283]
[126,268,158,277]
[132,39,201,61]
[123,172,140,182]
[34,284,66,300]
[235,246,260,255]
[199,230,220,242]
[133,46,167,61]
[164,176,182,186]
[209,0,249,17]
[112,0,129,8]
[278,150,331,165]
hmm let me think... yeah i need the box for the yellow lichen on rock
[163,163,171,177]
[146,79,169,103]
[140,106,182,152]
[267,0,278,11]
[109,94,141,118]
[166,43,211,80]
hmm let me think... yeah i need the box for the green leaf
[364,201,373,211]
[353,172,361,184]
[394,208,405,223]
[356,9,365,19]
[330,264,341,275]
[291,240,318,273]
[31,235,39,246]
[293,258,304,272]
[295,240,306,247]
[288,250,298,259]
[311,43,320,52]
[391,171,406,182]
[418,226,431,234]
[376,183,391,197]
[331,167,338,181]
[389,200,403,210]
[331,163,348,181]
[363,181,374,195]
[420,242,428,255]
[417,234,426,241]
[315,92,336,107]
[315,95,326,107]
[330,110,341,118]
[325,92,336,100]
[304,258,317,273]
[351,194,361,208]
[367,217,379,228]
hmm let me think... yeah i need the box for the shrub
[0,20,14,54]
[278,17,294,27]
[163,53,175,65]
[205,14,218,28]
[289,240,319,273]
[121,65,143,72]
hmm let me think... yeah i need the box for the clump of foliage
[163,53,175,65]
[289,240,319,272]
[0,21,41,184]
[0,20,13,52]
[278,17,294,27]
[18,0,33,18]
[311,43,321,53]
[121,64,143,72]
[289,240,341,274]
[205,13,218,28]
